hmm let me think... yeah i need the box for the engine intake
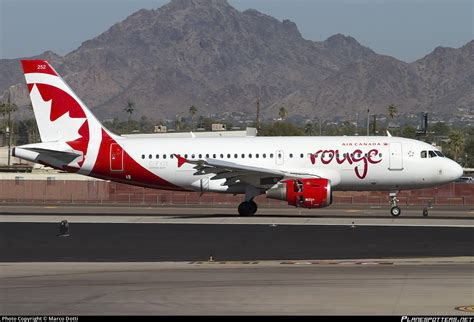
[266,178,332,208]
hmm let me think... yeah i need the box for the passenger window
[184,154,188,158]
[148,154,152,159]
[227,154,231,158]
[249,154,252,158]
[220,154,224,158]
[289,153,293,158]
[421,151,427,158]
[199,154,202,158]
[170,154,174,159]
[263,154,266,158]
[256,154,259,158]
[206,154,209,158]
[163,155,167,159]
[242,154,245,158]
[270,153,274,158]
[213,154,216,158]
[379,153,382,157]
[141,155,145,159]
[277,153,281,158]
[300,153,304,158]
[156,154,159,159]
[234,154,238,158]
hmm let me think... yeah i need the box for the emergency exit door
[388,142,403,170]
[110,143,124,171]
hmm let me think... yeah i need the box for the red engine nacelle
[266,178,332,208]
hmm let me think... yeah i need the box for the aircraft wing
[174,154,321,188]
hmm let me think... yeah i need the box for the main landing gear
[238,186,260,216]
[389,191,401,217]
[238,200,258,216]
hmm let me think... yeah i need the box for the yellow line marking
[455,305,474,312]
[345,210,361,213]
[44,206,58,209]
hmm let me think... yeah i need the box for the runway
[1,205,472,315]
[1,222,473,261]
[1,261,473,315]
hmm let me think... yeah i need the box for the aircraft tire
[238,202,255,216]
[249,200,258,215]
[390,206,401,217]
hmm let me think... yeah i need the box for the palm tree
[387,104,398,131]
[124,100,135,132]
[304,123,313,136]
[448,130,465,162]
[189,105,197,130]
[387,104,398,120]
[278,106,288,121]
[0,99,17,166]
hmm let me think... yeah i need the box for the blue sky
[1,0,472,62]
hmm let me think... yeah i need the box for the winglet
[386,130,392,137]
[174,154,188,168]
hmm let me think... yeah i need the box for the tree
[259,122,303,136]
[448,130,465,162]
[0,99,17,166]
[189,105,198,130]
[278,106,288,121]
[304,123,313,136]
[387,104,398,120]
[400,125,417,139]
[463,136,474,167]
[124,100,135,133]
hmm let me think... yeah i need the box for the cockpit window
[421,151,427,158]
[428,151,437,158]
[434,151,444,157]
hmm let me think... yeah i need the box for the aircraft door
[388,142,403,170]
[110,143,124,172]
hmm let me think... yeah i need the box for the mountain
[1,0,473,121]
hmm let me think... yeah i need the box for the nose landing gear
[389,191,401,217]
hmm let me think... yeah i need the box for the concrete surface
[1,261,473,315]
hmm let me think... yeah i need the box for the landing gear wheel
[390,206,401,217]
[238,201,256,216]
[249,200,258,215]
[422,208,428,217]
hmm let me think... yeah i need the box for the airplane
[13,60,463,217]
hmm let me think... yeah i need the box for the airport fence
[0,179,473,206]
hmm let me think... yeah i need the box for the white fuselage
[119,135,462,193]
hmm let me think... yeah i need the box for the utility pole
[355,111,359,135]
[372,114,377,136]
[7,109,11,166]
[1,92,17,167]
[366,108,370,136]
[256,96,260,131]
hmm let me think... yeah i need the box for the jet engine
[266,178,332,208]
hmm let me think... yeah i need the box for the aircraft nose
[447,160,463,181]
